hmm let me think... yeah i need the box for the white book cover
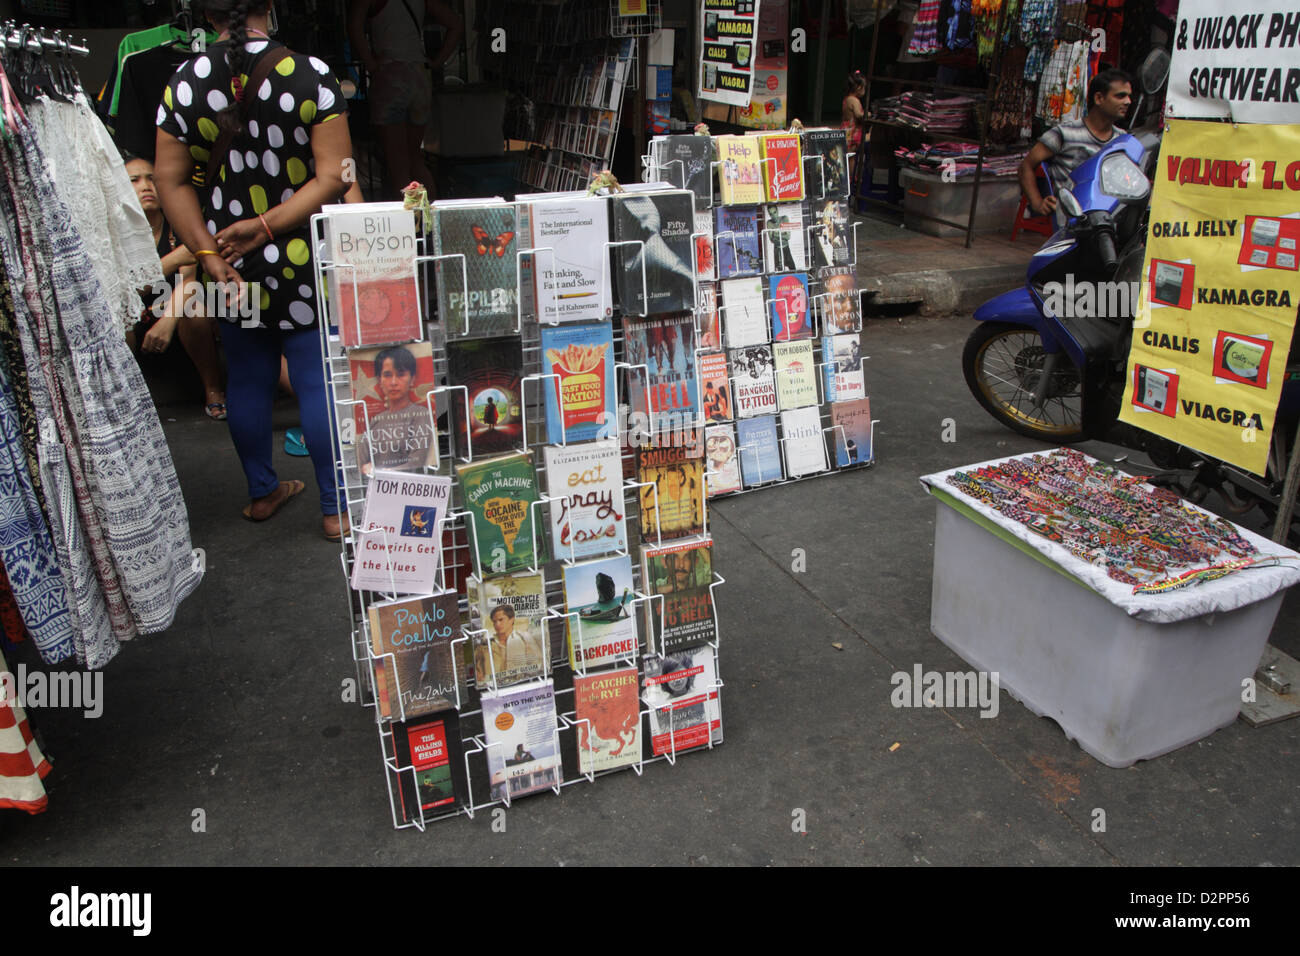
[351,471,453,594]
[542,440,628,561]
[704,423,742,496]
[762,203,806,273]
[481,679,563,801]
[326,203,421,348]
[780,406,828,477]
[729,345,778,418]
[644,647,723,756]
[522,196,613,323]
[721,276,768,348]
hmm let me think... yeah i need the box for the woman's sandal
[204,402,227,421]
[241,480,305,522]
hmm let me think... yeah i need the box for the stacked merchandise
[315,181,727,828]
[649,128,875,498]
[873,91,980,135]
[481,0,637,194]
[893,143,1026,179]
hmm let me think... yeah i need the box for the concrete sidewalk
[1,314,1296,866]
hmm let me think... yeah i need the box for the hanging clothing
[114,44,195,161]
[1035,39,1090,125]
[0,646,51,814]
[909,0,944,55]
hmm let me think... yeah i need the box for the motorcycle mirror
[1140,48,1170,96]
[1059,189,1083,219]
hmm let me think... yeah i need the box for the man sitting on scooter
[1020,69,1133,227]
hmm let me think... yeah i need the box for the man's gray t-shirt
[1038,121,1114,200]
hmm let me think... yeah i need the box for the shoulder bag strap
[205,44,293,192]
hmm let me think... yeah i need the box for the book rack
[312,200,728,830]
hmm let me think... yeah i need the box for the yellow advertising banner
[1120,119,1300,476]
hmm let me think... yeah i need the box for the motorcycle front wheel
[962,322,1087,442]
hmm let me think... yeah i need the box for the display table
[920,451,1300,768]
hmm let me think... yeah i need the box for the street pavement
[2,311,1297,866]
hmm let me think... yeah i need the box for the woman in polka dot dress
[155,0,354,540]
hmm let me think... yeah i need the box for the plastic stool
[1011,194,1054,240]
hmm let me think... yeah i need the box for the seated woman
[125,153,228,420]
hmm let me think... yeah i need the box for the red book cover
[699,351,732,421]
[759,133,805,202]
[327,206,423,348]
[574,666,643,774]
[347,342,438,476]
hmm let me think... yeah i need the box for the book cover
[327,204,422,348]
[652,134,714,208]
[393,712,464,823]
[641,536,714,654]
[693,208,716,281]
[467,570,549,690]
[762,203,806,273]
[822,333,865,402]
[542,440,627,561]
[481,680,563,802]
[818,266,861,333]
[736,415,783,486]
[519,196,612,323]
[704,423,742,496]
[802,128,851,200]
[540,323,616,444]
[713,206,762,279]
[610,192,696,315]
[644,647,722,756]
[636,436,706,542]
[347,342,438,476]
[456,452,547,577]
[773,339,818,410]
[351,472,453,594]
[759,132,805,202]
[831,397,873,467]
[624,312,701,429]
[781,405,828,477]
[696,282,721,350]
[699,351,733,422]
[447,338,523,459]
[720,276,768,348]
[368,590,461,721]
[716,135,764,205]
[729,345,778,419]
[562,554,638,669]
[807,198,852,269]
[574,666,643,774]
[769,272,812,342]
[434,203,519,338]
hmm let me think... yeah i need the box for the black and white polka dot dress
[157,39,347,331]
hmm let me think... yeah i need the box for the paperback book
[736,415,783,486]
[713,206,762,279]
[773,339,818,410]
[542,440,627,561]
[610,191,696,315]
[704,423,742,496]
[517,196,612,323]
[393,712,464,823]
[650,134,714,208]
[801,128,851,200]
[720,276,768,348]
[467,570,549,690]
[434,202,519,338]
[347,341,438,476]
[769,272,812,342]
[762,203,805,273]
[540,323,616,444]
[447,338,522,459]
[818,266,861,333]
[781,405,829,477]
[636,436,706,542]
[457,452,547,576]
[729,345,778,419]
[326,203,422,348]
[831,397,874,466]
[759,132,805,202]
[641,536,715,654]
[807,198,852,269]
[351,472,453,594]
[368,590,461,720]
[481,680,563,802]
[624,312,701,428]
[644,647,722,756]
[716,135,764,205]
[699,351,733,422]
[822,334,866,402]
[694,209,716,282]
[696,282,721,350]
[562,554,639,669]
[574,666,643,774]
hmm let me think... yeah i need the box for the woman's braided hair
[199,0,267,137]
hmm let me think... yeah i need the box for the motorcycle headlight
[1100,153,1150,201]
